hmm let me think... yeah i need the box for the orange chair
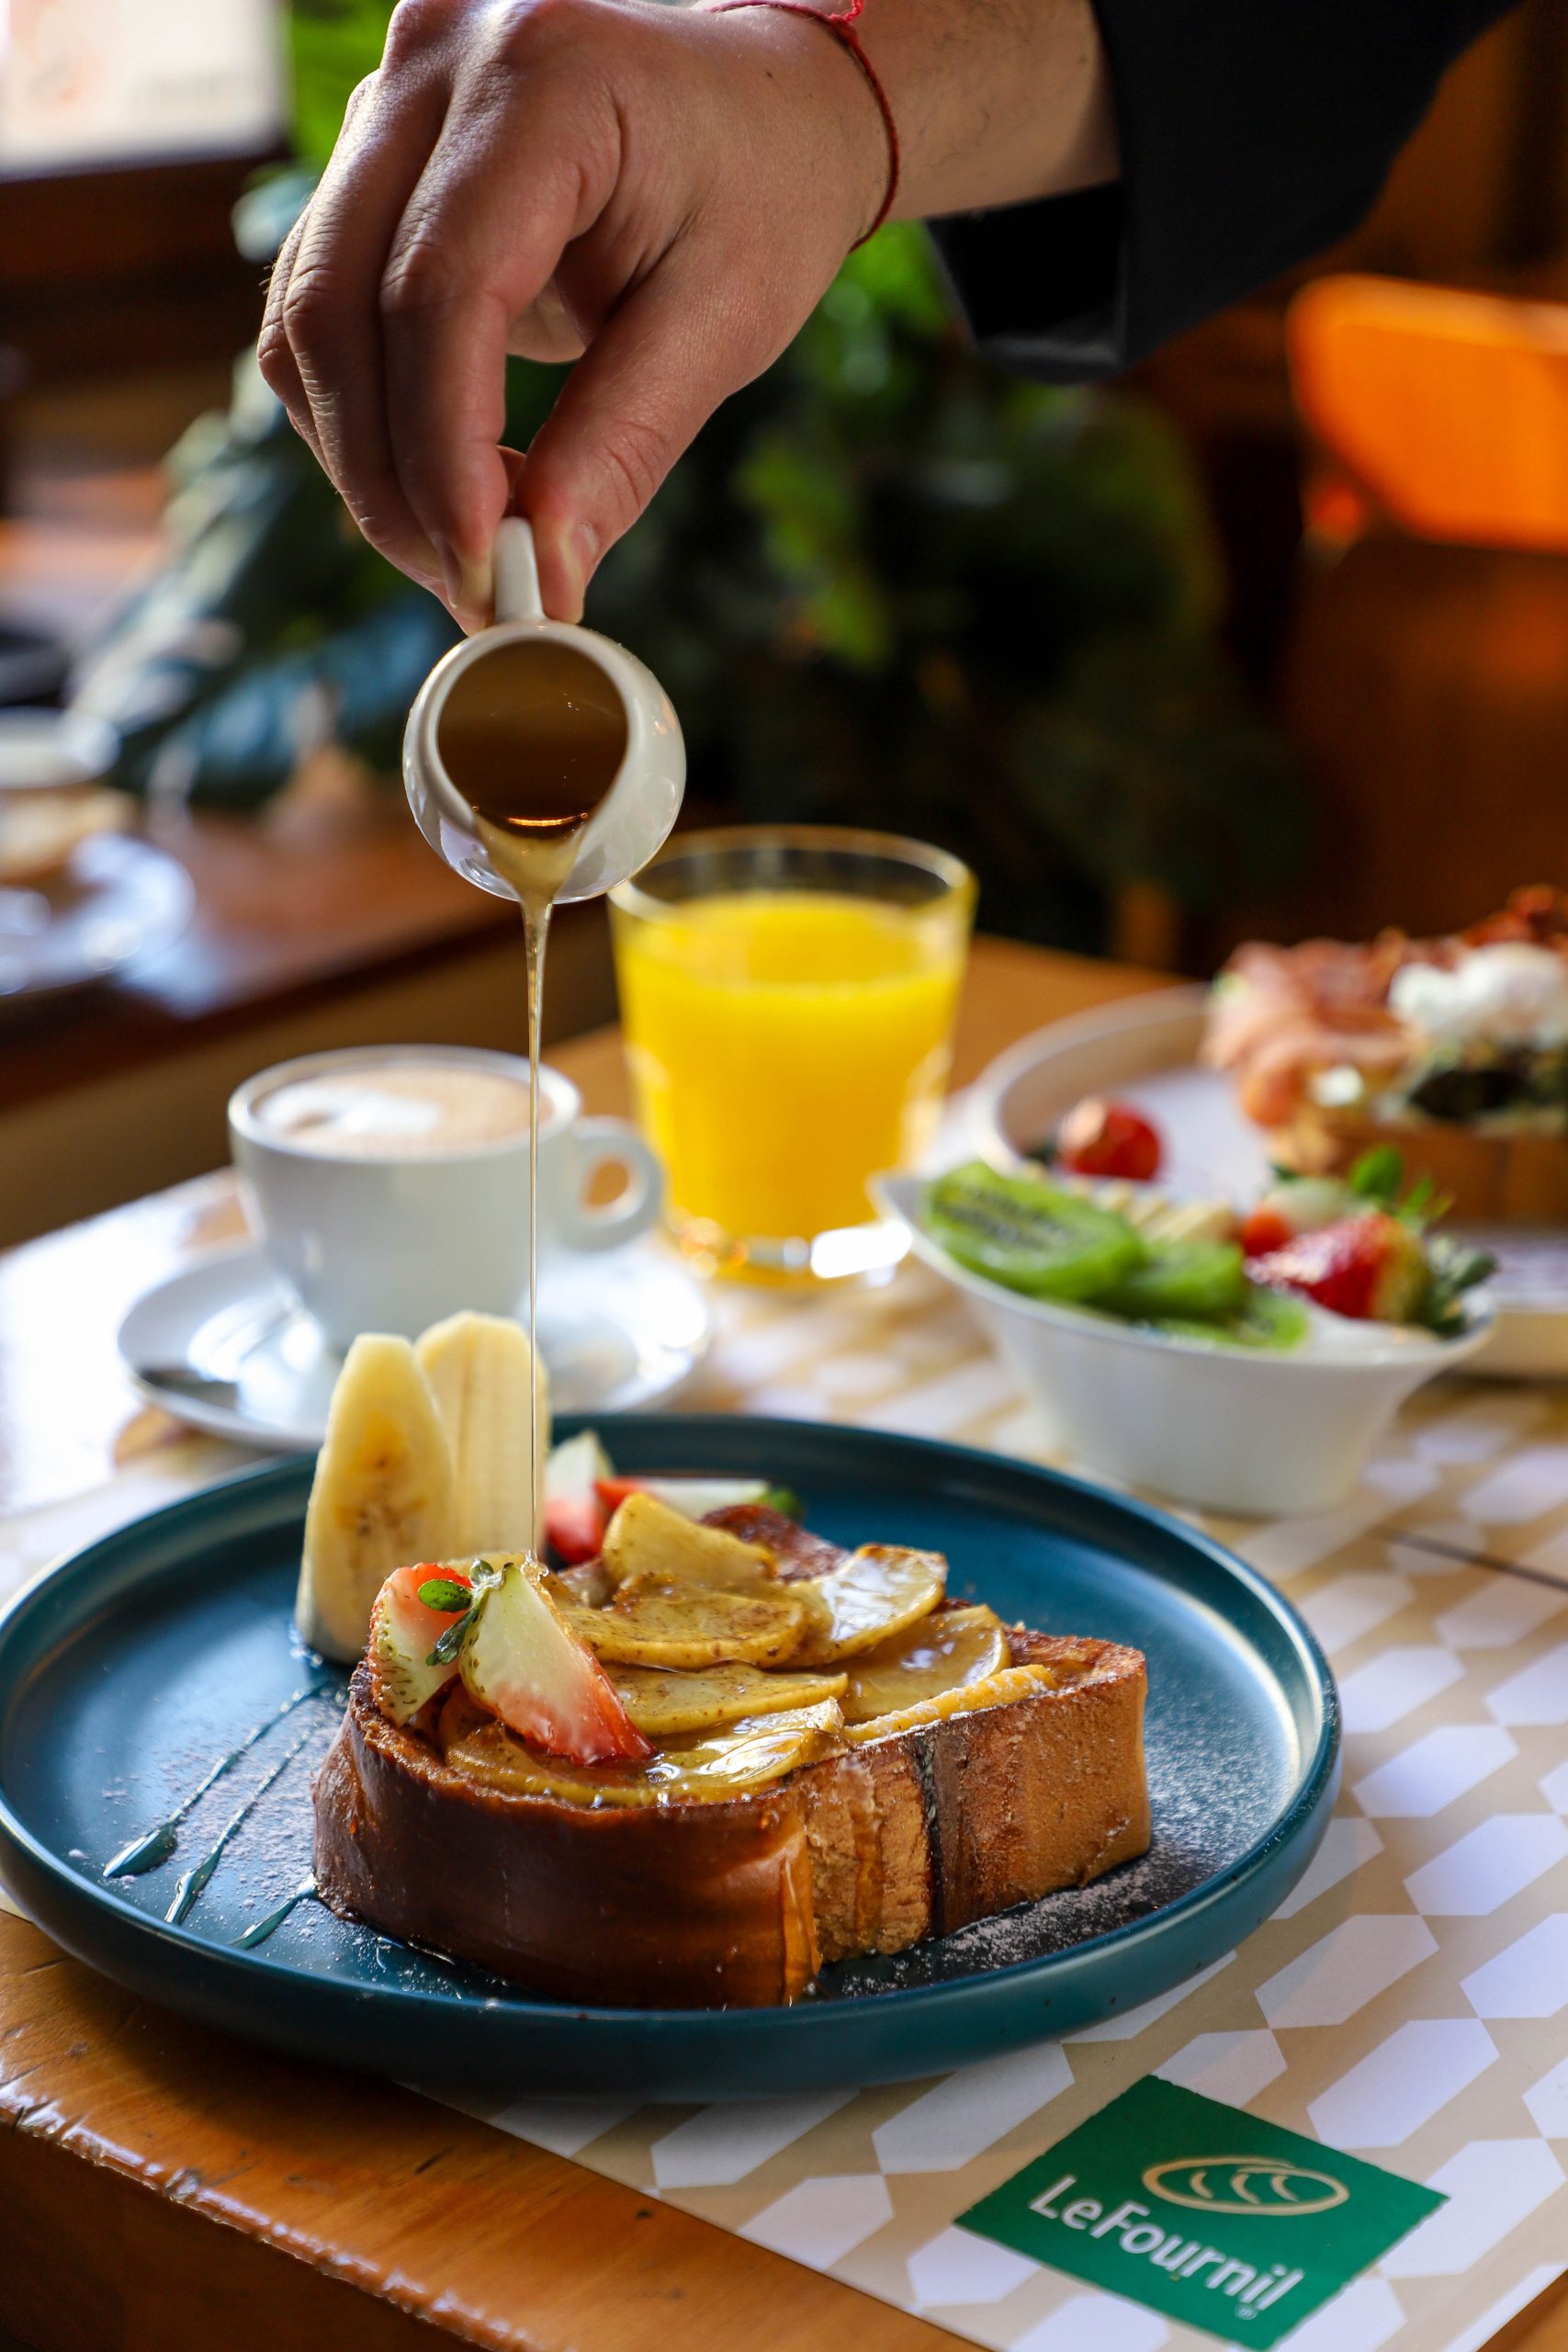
[1288,274,1568,551]
[1258,274,1568,947]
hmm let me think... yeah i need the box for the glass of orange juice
[609,827,975,1279]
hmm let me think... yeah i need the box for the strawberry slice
[544,1493,607,1566]
[543,1430,614,1564]
[593,1474,771,1521]
[368,1563,473,1727]
[1237,1204,1295,1257]
[1247,1211,1429,1324]
[460,1559,651,1762]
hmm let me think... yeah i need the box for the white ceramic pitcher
[403,516,685,903]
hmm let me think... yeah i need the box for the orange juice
[613,888,969,1249]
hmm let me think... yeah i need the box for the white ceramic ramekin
[874,1172,1492,1518]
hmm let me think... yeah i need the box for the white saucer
[117,1237,713,1451]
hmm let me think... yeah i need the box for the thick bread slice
[312,1629,1149,2007]
[803,1630,1149,1964]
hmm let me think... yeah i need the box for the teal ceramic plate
[0,1418,1337,2097]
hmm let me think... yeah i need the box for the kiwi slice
[922,1162,1144,1300]
[1149,1281,1311,1351]
[1099,1240,1247,1323]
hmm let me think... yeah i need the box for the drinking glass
[610,826,975,1279]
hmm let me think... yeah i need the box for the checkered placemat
[447,1262,1568,2352]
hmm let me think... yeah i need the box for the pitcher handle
[493,515,545,626]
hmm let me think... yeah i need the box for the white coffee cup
[229,1044,662,1348]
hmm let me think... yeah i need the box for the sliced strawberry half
[594,1474,772,1521]
[1247,1210,1428,1324]
[460,1560,651,1762]
[368,1563,473,1727]
[543,1430,615,1564]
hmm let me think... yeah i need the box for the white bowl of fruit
[875,1147,1494,1519]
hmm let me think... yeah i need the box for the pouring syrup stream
[436,637,627,1552]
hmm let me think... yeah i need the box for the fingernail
[559,521,598,623]
[432,535,465,610]
[433,537,492,629]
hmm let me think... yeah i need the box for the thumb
[518,258,778,619]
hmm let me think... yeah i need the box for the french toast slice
[312,1624,1149,2007]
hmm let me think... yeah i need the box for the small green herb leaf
[1421,1237,1497,1335]
[417,1577,473,1613]
[426,1606,477,1668]
[760,1486,805,1521]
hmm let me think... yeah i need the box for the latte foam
[255,1062,536,1159]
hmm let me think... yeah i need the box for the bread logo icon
[1141,2157,1348,2217]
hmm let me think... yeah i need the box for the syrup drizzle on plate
[164,1721,320,1926]
[102,1682,330,1881]
[235,1878,321,1950]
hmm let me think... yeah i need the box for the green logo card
[958,2077,1444,2347]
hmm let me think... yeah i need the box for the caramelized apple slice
[843,1662,1056,1743]
[840,1603,1008,1724]
[648,1701,843,1796]
[610,1661,847,1736]
[560,1579,806,1668]
[460,1557,652,1762]
[545,1559,614,1609]
[443,1699,843,1805]
[601,1490,777,1591]
[790,1545,947,1666]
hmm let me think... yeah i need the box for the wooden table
[0,937,1562,2352]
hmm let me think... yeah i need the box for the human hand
[258,0,886,626]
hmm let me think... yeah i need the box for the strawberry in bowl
[1242,1149,1495,1336]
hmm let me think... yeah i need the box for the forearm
[846,0,1118,220]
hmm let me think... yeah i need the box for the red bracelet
[703,0,900,246]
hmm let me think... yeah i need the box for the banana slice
[560,1580,807,1668]
[840,1604,1008,1724]
[297,1334,457,1662]
[610,1661,847,1736]
[601,1491,776,1591]
[416,1310,547,1556]
[444,1700,843,1805]
[790,1544,947,1667]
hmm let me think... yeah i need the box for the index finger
[378,89,602,616]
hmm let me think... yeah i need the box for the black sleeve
[928,0,1519,380]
